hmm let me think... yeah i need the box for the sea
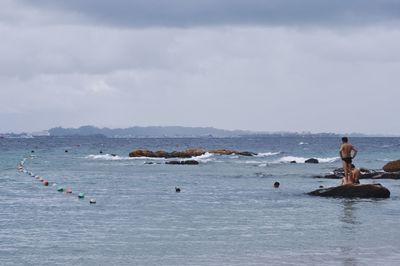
[1,136,400,266]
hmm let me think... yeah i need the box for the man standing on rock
[339,137,358,184]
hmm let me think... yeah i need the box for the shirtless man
[339,137,358,185]
[341,164,361,185]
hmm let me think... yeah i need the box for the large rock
[308,184,390,198]
[305,158,319,164]
[383,160,400,172]
[129,148,256,158]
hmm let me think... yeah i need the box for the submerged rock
[165,160,199,165]
[129,148,256,158]
[383,160,400,172]
[308,184,390,198]
[305,158,319,164]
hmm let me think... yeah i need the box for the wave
[186,152,215,163]
[86,153,215,163]
[299,142,309,145]
[86,154,132,160]
[86,154,164,161]
[255,152,281,157]
[275,156,339,164]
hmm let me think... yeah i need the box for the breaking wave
[85,154,165,161]
[275,156,339,164]
[255,152,281,157]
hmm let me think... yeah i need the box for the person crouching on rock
[350,164,361,184]
[339,137,358,185]
[341,164,361,185]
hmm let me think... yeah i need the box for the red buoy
[43,180,49,186]
[66,188,72,193]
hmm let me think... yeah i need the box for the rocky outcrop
[313,168,400,180]
[129,148,256,158]
[305,158,319,164]
[308,184,390,198]
[165,160,199,165]
[383,160,400,172]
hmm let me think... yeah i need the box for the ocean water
[1,136,400,265]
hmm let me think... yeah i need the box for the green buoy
[57,187,64,192]
[78,192,85,199]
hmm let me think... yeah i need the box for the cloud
[1,22,400,133]
[1,1,399,134]
[19,0,400,28]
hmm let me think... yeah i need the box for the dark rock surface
[308,184,390,198]
[383,160,400,172]
[313,168,400,180]
[165,160,199,165]
[129,148,256,158]
[305,158,319,164]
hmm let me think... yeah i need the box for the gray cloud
[1,1,400,134]
[20,0,400,27]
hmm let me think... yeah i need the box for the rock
[308,184,390,198]
[305,158,319,164]
[129,149,156,157]
[129,148,256,158]
[371,172,400,180]
[383,160,400,172]
[314,167,400,180]
[290,161,297,163]
[166,160,199,165]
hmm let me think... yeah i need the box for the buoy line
[17,155,96,204]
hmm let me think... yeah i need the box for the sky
[1,0,400,134]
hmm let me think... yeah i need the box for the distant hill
[48,126,253,138]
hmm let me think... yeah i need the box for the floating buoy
[31,150,34,153]
[66,188,72,194]
[99,150,103,154]
[274,181,280,188]
[89,198,96,204]
[65,150,68,153]
[57,187,64,192]
[43,180,49,186]
[52,183,57,186]
[78,192,85,199]
[175,187,181,192]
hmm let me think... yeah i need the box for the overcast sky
[1,0,400,134]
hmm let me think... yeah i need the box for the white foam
[191,152,213,160]
[275,156,339,164]
[185,152,215,163]
[244,160,261,164]
[85,154,167,161]
[299,142,309,145]
[86,154,127,160]
[255,152,281,157]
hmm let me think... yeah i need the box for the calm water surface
[1,136,400,265]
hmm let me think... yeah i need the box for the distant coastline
[1,125,399,138]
